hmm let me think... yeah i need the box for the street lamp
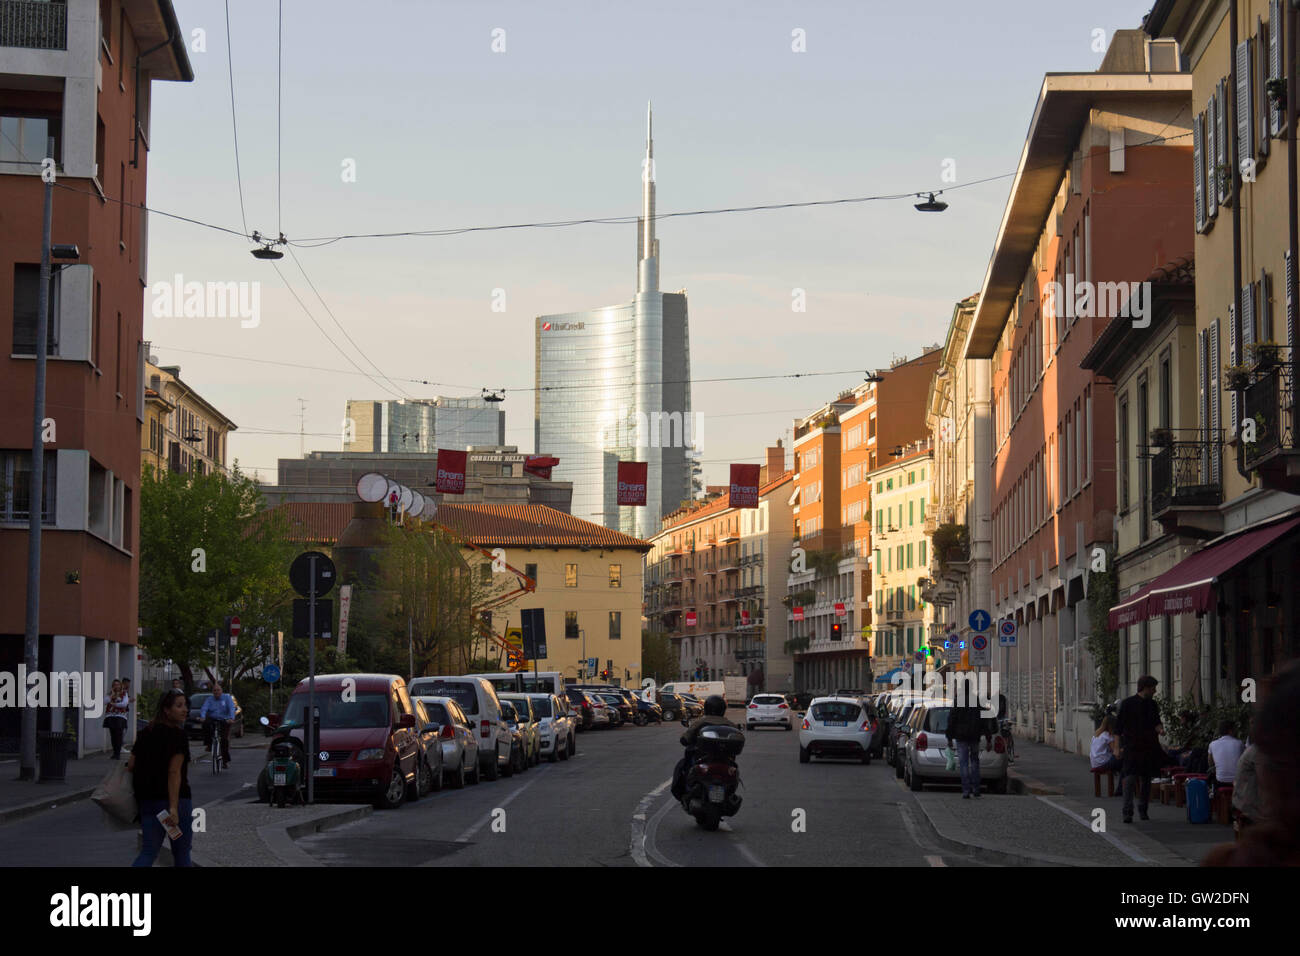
[913,192,948,212]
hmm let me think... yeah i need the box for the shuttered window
[1193,115,1206,233]
[1217,78,1232,205]
[1257,18,1270,163]
[1237,39,1255,171]
[1205,94,1218,222]
[1268,0,1285,137]
[1229,305,1239,438]
[1209,319,1221,483]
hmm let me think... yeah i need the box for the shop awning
[1107,516,1300,630]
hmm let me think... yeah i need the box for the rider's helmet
[704,695,727,716]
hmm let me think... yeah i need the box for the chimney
[760,445,785,484]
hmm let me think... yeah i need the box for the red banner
[728,463,760,508]
[834,602,846,617]
[792,607,804,621]
[617,461,647,505]
[523,455,559,479]
[685,611,697,627]
[435,449,467,494]
[741,609,751,625]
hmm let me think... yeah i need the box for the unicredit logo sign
[541,321,584,331]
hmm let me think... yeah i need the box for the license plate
[313,768,336,777]
[826,721,847,727]
[273,773,287,786]
[708,785,725,803]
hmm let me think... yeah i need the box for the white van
[661,680,731,706]
[468,671,567,703]
[408,676,512,780]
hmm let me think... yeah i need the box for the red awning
[1107,516,1300,630]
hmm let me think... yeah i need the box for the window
[609,563,621,588]
[609,611,621,640]
[525,563,538,586]
[11,264,57,355]
[919,540,926,566]
[0,113,60,167]
[478,562,492,584]
[909,500,914,526]
[1,450,57,523]
[1119,396,1130,512]
[564,563,577,587]
[908,471,915,484]
[906,543,913,568]
[565,611,578,639]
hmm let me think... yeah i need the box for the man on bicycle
[200,683,236,769]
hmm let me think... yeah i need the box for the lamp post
[578,628,586,678]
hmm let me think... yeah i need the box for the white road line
[925,854,947,867]
[642,792,681,867]
[1035,795,1149,864]
[453,767,548,844]
[630,778,672,867]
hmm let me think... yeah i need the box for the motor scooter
[258,716,306,807]
[678,718,744,830]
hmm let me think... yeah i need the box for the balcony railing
[1242,356,1296,484]
[1,0,67,50]
[1148,429,1223,516]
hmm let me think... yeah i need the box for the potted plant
[1247,340,1283,370]
[1149,426,1174,447]
[1216,162,1233,191]
[1266,77,1287,111]
[1223,364,1251,391]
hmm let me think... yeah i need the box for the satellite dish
[409,491,425,517]
[399,486,413,512]
[423,499,438,519]
[385,479,401,507]
[357,472,388,502]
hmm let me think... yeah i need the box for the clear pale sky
[144,0,1155,487]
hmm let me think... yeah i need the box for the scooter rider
[672,695,735,799]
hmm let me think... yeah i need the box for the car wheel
[568,734,576,756]
[501,748,515,778]
[783,724,792,731]
[448,758,466,789]
[861,752,871,765]
[430,756,444,791]
[414,757,433,798]
[663,709,675,721]
[485,751,500,781]
[467,756,480,785]
[377,762,406,809]
[799,745,810,764]
[907,763,924,792]
[548,744,559,763]
[991,775,1008,795]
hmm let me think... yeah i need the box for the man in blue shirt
[200,683,236,768]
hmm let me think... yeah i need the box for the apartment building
[964,30,1192,752]
[142,352,237,477]
[643,446,792,687]
[0,0,191,757]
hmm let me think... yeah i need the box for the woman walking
[126,690,193,867]
[104,680,130,760]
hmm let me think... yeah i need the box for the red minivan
[277,674,422,809]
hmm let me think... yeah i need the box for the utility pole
[19,138,56,781]
[297,398,308,457]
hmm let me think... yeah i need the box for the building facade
[535,106,694,540]
[143,352,237,477]
[344,396,504,455]
[0,0,192,757]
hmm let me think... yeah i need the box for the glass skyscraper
[345,397,504,454]
[536,105,694,539]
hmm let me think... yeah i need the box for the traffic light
[831,622,842,641]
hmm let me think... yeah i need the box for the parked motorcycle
[257,716,306,807]
[677,718,744,830]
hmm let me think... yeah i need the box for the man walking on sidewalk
[946,697,993,799]
[1116,675,1163,823]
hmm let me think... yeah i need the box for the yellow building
[868,439,935,667]
[142,348,237,478]
[434,504,651,685]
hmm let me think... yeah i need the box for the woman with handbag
[126,689,193,867]
[103,680,130,760]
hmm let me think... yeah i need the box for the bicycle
[209,720,226,775]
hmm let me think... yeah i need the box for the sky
[144,0,1156,488]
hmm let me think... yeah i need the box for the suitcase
[1185,777,1211,823]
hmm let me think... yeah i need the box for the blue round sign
[262,664,281,684]
[968,609,991,632]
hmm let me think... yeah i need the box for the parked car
[678,694,705,719]
[271,674,421,809]
[524,692,572,761]
[657,692,690,722]
[500,695,541,768]
[901,700,1008,793]
[588,694,613,728]
[798,696,875,764]
[887,699,925,774]
[596,691,634,726]
[633,696,663,725]
[407,676,512,780]
[499,701,530,774]
[413,695,479,788]
[410,699,445,796]
[746,692,794,731]
[881,694,924,767]
[185,693,245,739]
[567,689,597,731]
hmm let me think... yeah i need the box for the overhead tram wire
[224,0,249,238]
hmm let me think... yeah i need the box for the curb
[258,805,373,867]
[908,796,1098,867]
[0,786,96,826]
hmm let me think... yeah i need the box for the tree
[138,465,297,690]
[641,630,678,683]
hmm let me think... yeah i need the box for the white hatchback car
[746,693,794,730]
[523,692,572,762]
[798,696,875,764]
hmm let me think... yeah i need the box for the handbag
[91,761,139,826]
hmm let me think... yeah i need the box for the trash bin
[37,731,72,782]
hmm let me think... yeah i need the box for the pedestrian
[945,698,993,799]
[126,689,193,867]
[170,677,189,710]
[1090,715,1124,792]
[1230,743,1262,836]
[1115,675,1163,823]
[200,682,236,768]
[1203,661,1300,866]
[103,679,130,760]
[1207,720,1245,792]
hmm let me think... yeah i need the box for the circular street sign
[968,609,991,632]
[263,664,281,683]
[229,616,241,637]
[399,486,414,512]
[356,472,388,503]
[1000,619,1017,638]
[972,634,988,651]
[290,550,337,598]
[409,491,425,517]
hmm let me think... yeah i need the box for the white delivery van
[660,680,745,707]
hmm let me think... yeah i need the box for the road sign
[834,602,846,617]
[945,646,962,664]
[263,664,281,684]
[293,598,333,640]
[229,616,241,637]
[290,551,336,598]
[520,609,547,660]
[970,633,991,666]
[968,609,991,632]
[914,650,925,662]
[999,618,1018,646]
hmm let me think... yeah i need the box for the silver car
[524,692,572,762]
[746,692,794,730]
[798,696,875,764]
[500,694,542,767]
[902,700,1008,794]
[414,696,480,788]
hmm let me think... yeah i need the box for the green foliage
[641,630,678,684]
[806,549,848,579]
[932,523,969,571]
[1085,550,1119,719]
[138,465,297,689]
[1157,691,1253,749]
[784,636,811,654]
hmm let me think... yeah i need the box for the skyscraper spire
[638,99,658,293]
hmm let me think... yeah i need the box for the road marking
[1035,795,1149,863]
[453,766,548,844]
[925,854,947,867]
[630,778,673,867]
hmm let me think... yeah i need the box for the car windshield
[282,693,392,729]
[811,702,862,722]
[418,701,450,725]
[530,697,552,718]
[410,680,478,715]
[501,703,518,722]
[754,696,784,705]
[681,694,700,702]
[502,699,528,720]
[188,694,210,712]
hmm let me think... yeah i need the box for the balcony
[737,584,764,599]
[1241,355,1300,494]
[1147,429,1224,538]
[1,0,67,50]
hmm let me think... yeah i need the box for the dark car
[184,692,244,739]
[656,692,690,722]
[596,691,634,726]
[678,694,705,719]
[411,699,445,796]
[568,689,598,731]
[634,697,662,725]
